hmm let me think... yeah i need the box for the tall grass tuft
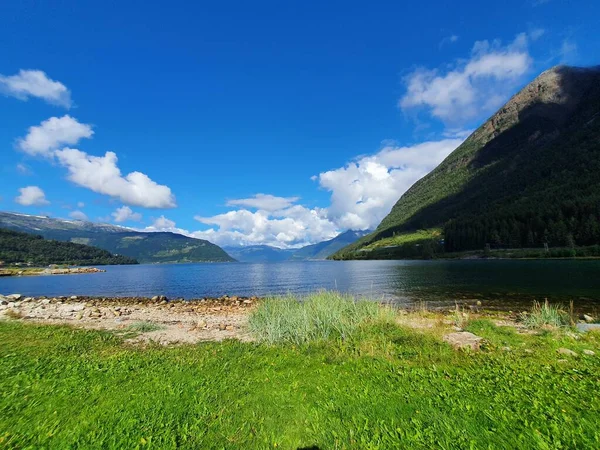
[521,300,570,328]
[248,291,395,345]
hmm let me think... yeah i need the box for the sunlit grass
[248,291,394,344]
[520,300,571,328]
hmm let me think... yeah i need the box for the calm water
[2,260,600,309]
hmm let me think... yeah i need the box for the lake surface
[2,260,600,309]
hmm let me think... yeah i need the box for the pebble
[41,299,51,305]
[70,296,78,300]
[583,349,595,356]
[501,346,512,352]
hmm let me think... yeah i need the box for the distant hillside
[224,230,370,262]
[290,230,371,260]
[333,65,600,259]
[223,245,294,263]
[0,212,234,264]
[0,228,138,266]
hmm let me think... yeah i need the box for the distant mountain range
[224,230,371,262]
[333,65,600,259]
[0,212,234,264]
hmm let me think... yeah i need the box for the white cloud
[401,33,535,125]
[77,201,85,208]
[439,35,459,48]
[316,138,463,230]
[55,148,177,208]
[16,163,32,175]
[188,137,464,247]
[18,115,93,156]
[15,186,50,206]
[0,69,72,108]
[112,206,142,223]
[194,205,338,248]
[559,39,577,62]
[226,194,300,211]
[69,210,88,221]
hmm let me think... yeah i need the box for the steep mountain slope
[0,228,138,265]
[0,212,234,263]
[333,65,600,259]
[290,230,371,260]
[223,245,294,263]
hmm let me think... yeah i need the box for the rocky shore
[0,267,106,277]
[0,294,258,345]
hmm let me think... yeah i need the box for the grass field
[1,296,600,449]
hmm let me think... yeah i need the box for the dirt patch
[0,295,256,345]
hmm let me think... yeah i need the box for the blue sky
[1,0,598,247]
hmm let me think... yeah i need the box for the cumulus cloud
[69,210,88,221]
[316,138,463,230]
[401,32,535,125]
[226,194,300,211]
[194,205,338,248]
[15,186,49,206]
[0,69,72,107]
[112,206,142,223]
[77,201,85,208]
[190,137,464,247]
[18,115,93,156]
[55,148,177,208]
[141,216,193,237]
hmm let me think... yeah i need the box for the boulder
[576,323,600,333]
[443,332,483,351]
[557,348,578,357]
[583,349,596,356]
[7,294,22,301]
[583,314,595,323]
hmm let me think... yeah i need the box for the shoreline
[0,294,258,345]
[0,267,107,277]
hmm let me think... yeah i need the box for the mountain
[0,228,138,266]
[290,230,372,260]
[0,212,235,263]
[332,65,600,259]
[223,230,370,262]
[223,245,294,263]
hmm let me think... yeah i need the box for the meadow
[1,293,599,449]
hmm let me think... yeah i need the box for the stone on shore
[443,332,483,351]
[576,323,600,333]
[557,348,578,357]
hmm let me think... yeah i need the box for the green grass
[248,291,394,345]
[362,228,442,251]
[1,308,600,448]
[126,321,166,333]
[520,300,571,329]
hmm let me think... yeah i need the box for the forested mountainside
[0,228,138,266]
[332,65,600,259]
